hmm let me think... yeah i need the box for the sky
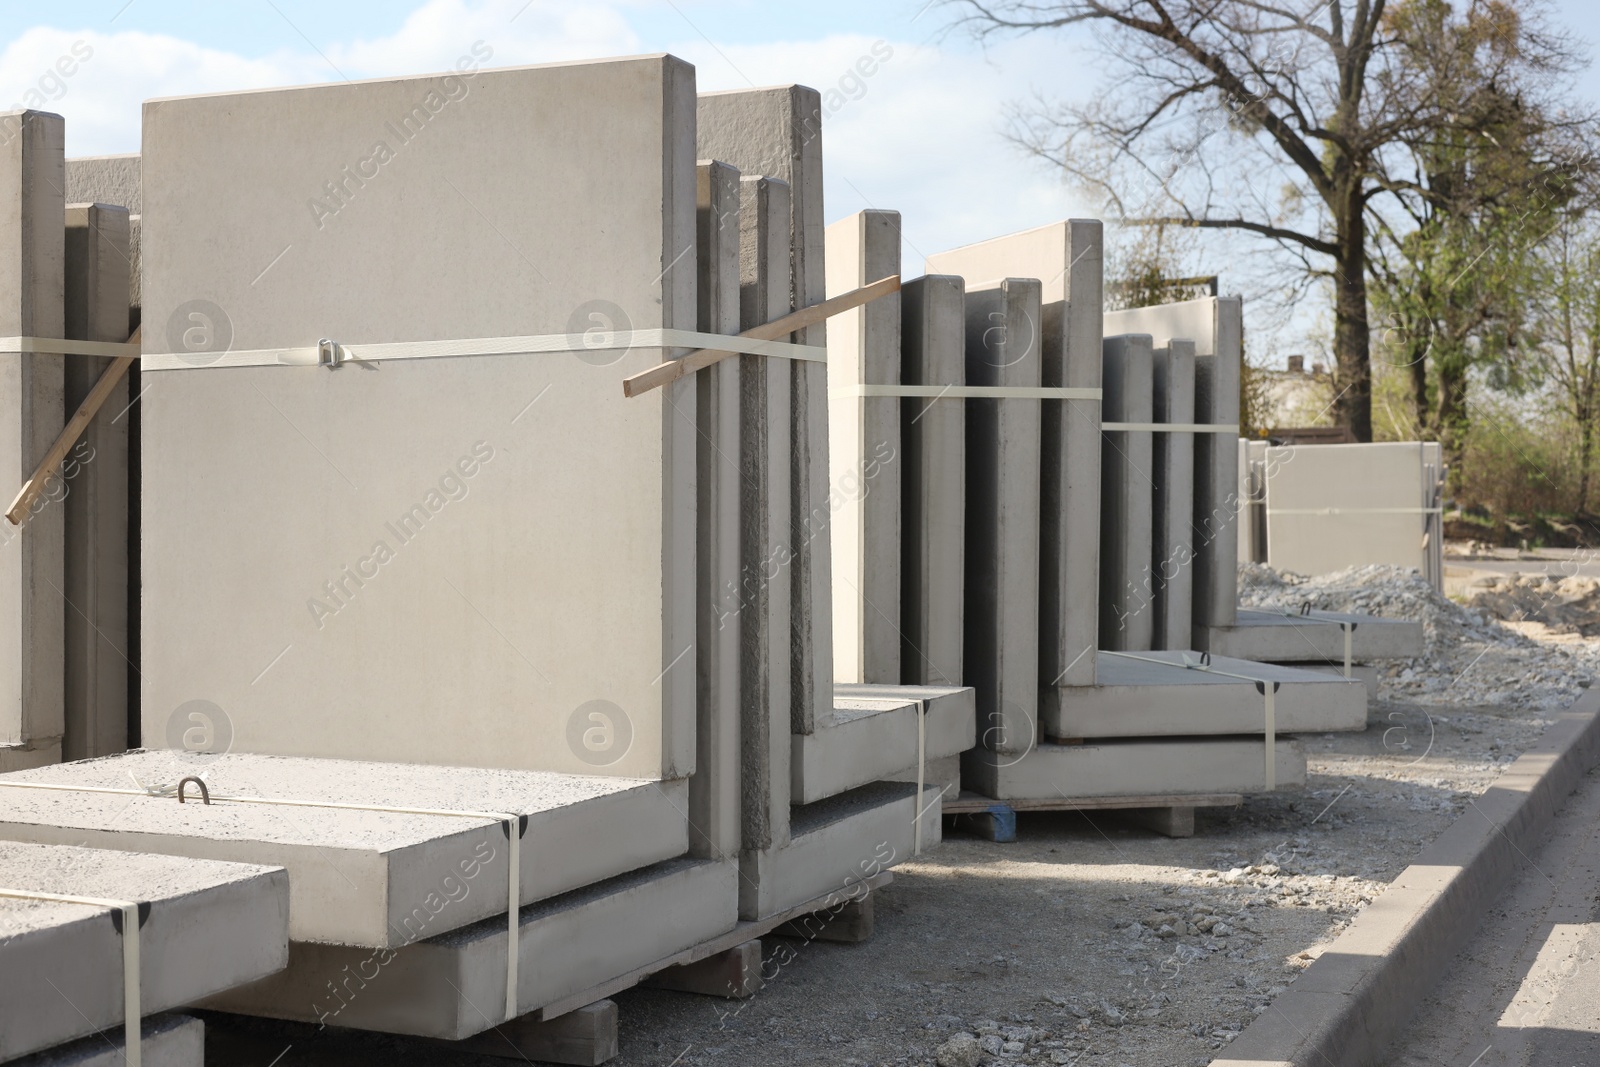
[2,0,1598,362]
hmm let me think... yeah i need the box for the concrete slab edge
[1213,687,1600,1067]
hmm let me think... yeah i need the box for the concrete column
[961,279,1042,759]
[825,209,900,684]
[1152,340,1195,651]
[899,275,964,688]
[0,109,66,762]
[62,202,132,760]
[691,160,742,861]
[738,174,794,915]
[1100,334,1154,652]
[1193,297,1242,628]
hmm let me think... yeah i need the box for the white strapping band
[1102,422,1241,434]
[0,336,143,358]
[1102,651,1281,789]
[830,384,1102,401]
[0,780,527,1022]
[142,330,827,372]
[0,887,143,1066]
[1268,507,1444,515]
[1258,607,1359,677]
[914,700,927,857]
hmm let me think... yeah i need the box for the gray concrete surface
[964,736,1306,800]
[790,683,974,803]
[1201,608,1425,662]
[1152,340,1195,651]
[13,1014,201,1067]
[64,153,141,312]
[1100,333,1155,652]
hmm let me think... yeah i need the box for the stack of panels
[0,840,288,1064]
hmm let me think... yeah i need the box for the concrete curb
[1212,687,1600,1067]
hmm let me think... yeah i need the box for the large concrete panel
[0,750,689,947]
[0,109,65,752]
[926,220,1104,693]
[826,209,901,684]
[697,85,833,736]
[207,857,739,1039]
[1264,441,1431,575]
[62,203,131,761]
[790,683,974,803]
[0,841,286,1062]
[898,275,965,688]
[138,57,699,778]
[1106,297,1241,630]
[64,154,141,312]
[1199,608,1424,662]
[1048,651,1365,738]
[11,1014,201,1067]
[691,160,741,862]
[963,736,1306,800]
[1100,334,1154,651]
[963,280,1043,757]
[737,175,793,864]
[1151,340,1195,651]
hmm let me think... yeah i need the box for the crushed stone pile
[1466,573,1600,637]
[1238,563,1600,710]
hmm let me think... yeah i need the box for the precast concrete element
[962,736,1306,800]
[790,683,974,804]
[1151,340,1195,651]
[1100,334,1154,652]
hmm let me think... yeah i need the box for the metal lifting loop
[176,777,211,805]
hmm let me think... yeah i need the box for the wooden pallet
[943,791,1243,841]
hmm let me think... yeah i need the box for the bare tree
[942,0,1586,441]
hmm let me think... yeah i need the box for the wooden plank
[454,999,617,1065]
[621,275,900,397]
[644,939,762,998]
[6,325,140,526]
[941,790,1241,814]
[530,871,893,1021]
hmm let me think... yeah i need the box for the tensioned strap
[1102,651,1281,789]
[1268,506,1444,515]
[1102,422,1241,433]
[1256,606,1358,677]
[0,887,143,1066]
[141,329,827,373]
[0,780,526,1023]
[0,336,143,358]
[830,384,1102,401]
[913,701,927,857]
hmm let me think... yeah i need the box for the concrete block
[205,857,739,1040]
[926,220,1105,692]
[698,85,833,736]
[790,683,974,804]
[1105,297,1241,628]
[1151,341,1195,650]
[138,57,699,778]
[826,209,901,684]
[1100,334,1155,651]
[0,109,65,752]
[898,275,965,688]
[883,753,961,796]
[1281,660,1380,698]
[741,781,936,921]
[1048,651,1366,739]
[692,160,742,862]
[1198,608,1424,662]
[737,174,793,859]
[452,1000,617,1064]
[644,939,762,998]
[0,750,689,947]
[773,893,873,943]
[0,738,59,772]
[10,1014,201,1067]
[62,203,132,761]
[963,280,1043,757]
[962,736,1306,800]
[0,841,287,1062]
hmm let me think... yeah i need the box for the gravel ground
[202,564,1585,1067]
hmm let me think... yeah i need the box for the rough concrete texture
[743,781,937,920]
[0,109,65,752]
[697,84,833,736]
[206,857,739,1040]
[1106,296,1242,633]
[1099,334,1155,652]
[1048,651,1366,739]
[1216,688,1600,1067]
[0,749,688,947]
[0,841,286,1062]
[1151,340,1195,651]
[64,154,141,312]
[925,220,1105,693]
[0,738,59,771]
[737,174,793,859]
[790,683,975,803]
[963,737,1306,800]
[826,209,902,685]
[62,202,131,761]
[1202,607,1426,662]
[10,1014,201,1067]
[692,160,742,862]
[963,280,1043,758]
[139,57,698,779]
[899,275,966,689]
